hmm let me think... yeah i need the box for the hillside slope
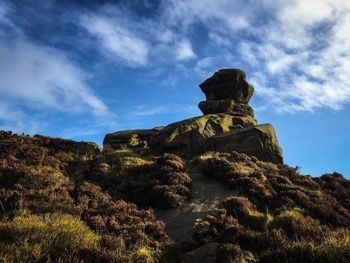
[0,131,350,262]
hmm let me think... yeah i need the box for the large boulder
[103,115,283,164]
[199,69,254,103]
[103,127,164,152]
[204,124,283,164]
[103,114,257,154]
[149,114,257,155]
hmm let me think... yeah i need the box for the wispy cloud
[160,0,350,113]
[0,1,110,134]
[242,0,350,112]
[77,6,198,68]
[1,0,350,138]
[175,39,196,61]
[80,14,149,66]
[0,40,108,115]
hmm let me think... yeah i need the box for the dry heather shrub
[0,132,100,217]
[77,150,191,209]
[193,209,241,244]
[260,229,350,263]
[215,244,245,263]
[319,172,350,210]
[0,166,77,215]
[0,132,173,263]
[220,196,272,231]
[0,211,99,263]
[220,196,254,217]
[268,208,324,240]
[75,182,172,262]
[157,153,185,171]
[196,151,350,227]
[193,151,350,262]
[114,153,192,209]
[196,152,232,180]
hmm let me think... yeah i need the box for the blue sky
[0,0,349,177]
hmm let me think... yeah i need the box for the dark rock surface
[103,69,283,163]
[204,124,283,164]
[148,114,257,155]
[103,127,164,152]
[199,69,254,102]
[198,99,255,116]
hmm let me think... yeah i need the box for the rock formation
[103,69,283,163]
[198,68,254,115]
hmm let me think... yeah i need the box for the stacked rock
[198,69,255,117]
[104,68,283,164]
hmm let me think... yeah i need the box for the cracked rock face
[103,68,283,164]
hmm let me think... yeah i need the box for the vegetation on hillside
[194,152,350,262]
[0,131,177,262]
[0,131,350,262]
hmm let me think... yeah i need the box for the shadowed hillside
[1,131,349,263]
[1,69,350,263]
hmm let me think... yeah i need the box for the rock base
[103,115,283,164]
[199,99,255,116]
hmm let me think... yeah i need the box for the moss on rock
[204,124,283,164]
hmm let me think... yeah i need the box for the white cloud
[80,15,149,66]
[157,0,350,113]
[278,0,333,26]
[0,2,110,135]
[2,0,350,125]
[209,33,231,47]
[258,0,350,112]
[0,40,108,116]
[163,0,252,31]
[175,39,196,61]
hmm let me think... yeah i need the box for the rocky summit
[104,69,283,163]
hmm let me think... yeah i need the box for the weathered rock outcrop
[103,69,283,163]
[103,127,164,152]
[204,124,283,164]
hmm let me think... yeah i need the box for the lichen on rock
[103,68,283,164]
